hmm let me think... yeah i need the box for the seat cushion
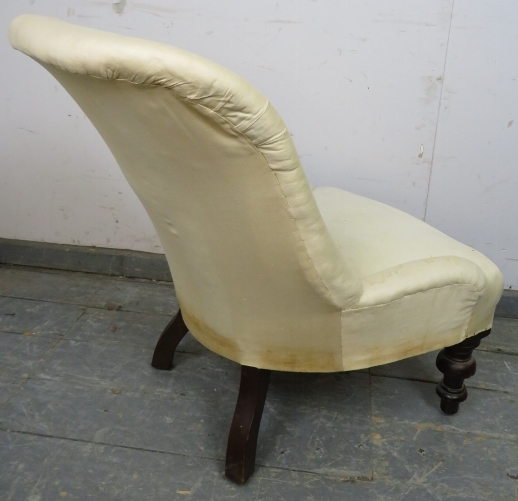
[314,186,503,369]
[314,187,498,279]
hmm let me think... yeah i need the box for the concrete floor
[0,264,517,501]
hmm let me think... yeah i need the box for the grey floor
[0,265,517,501]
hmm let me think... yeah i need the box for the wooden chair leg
[225,365,270,485]
[151,309,189,370]
[436,329,491,414]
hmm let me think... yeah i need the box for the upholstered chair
[10,14,504,485]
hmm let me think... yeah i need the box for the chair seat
[314,186,504,370]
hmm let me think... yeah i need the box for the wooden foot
[436,329,491,414]
[225,366,270,485]
[151,309,189,370]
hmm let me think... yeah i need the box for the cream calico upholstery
[10,15,504,373]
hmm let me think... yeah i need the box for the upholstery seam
[344,283,484,312]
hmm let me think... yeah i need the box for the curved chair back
[10,15,362,371]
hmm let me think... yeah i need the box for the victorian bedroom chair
[10,14,504,485]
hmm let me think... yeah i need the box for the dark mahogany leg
[225,366,270,485]
[436,329,491,415]
[151,309,189,370]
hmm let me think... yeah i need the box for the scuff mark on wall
[421,75,442,105]
[112,0,127,16]
[481,178,510,194]
[139,10,162,18]
[18,127,40,135]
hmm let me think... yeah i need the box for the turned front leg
[435,329,491,414]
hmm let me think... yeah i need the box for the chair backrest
[10,15,362,371]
